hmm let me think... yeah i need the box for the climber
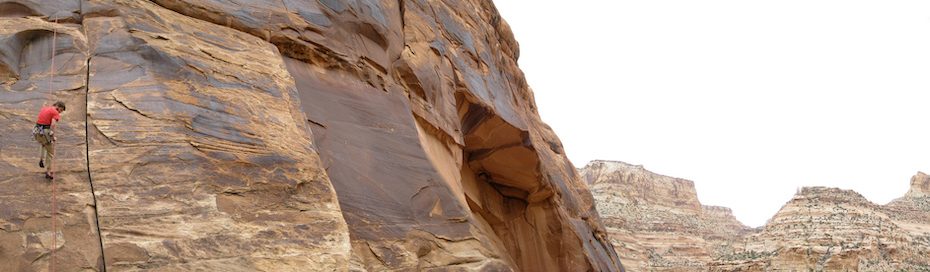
[34,101,65,180]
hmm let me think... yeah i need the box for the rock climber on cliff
[34,101,66,180]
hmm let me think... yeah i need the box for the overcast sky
[495,1,930,227]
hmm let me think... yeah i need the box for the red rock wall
[0,0,623,271]
[0,16,103,270]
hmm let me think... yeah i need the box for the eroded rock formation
[716,186,927,271]
[0,1,622,271]
[581,160,749,271]
[584,160,930,271]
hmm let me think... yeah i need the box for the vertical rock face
[0,1,623,271]
[0,16,102,271]
[3,1,351,271]
[83,1,350,270]
[585,160,930,272]
[581,160,748,271]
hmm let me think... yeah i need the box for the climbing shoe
[45,173,54,180]
[39,160,44,168]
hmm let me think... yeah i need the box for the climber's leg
[38,145,45,168]
[35,132,48,168]
[44,141,55,179]
[35,131,55,179]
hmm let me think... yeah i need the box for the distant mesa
[582,160,930,271]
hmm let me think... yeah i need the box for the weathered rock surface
[905,171,930,197]
[0,16,102,271]
[84,1,350,270]
[584,160,930,271]
[581,160,749,271]
[1,1,623,271]
[717,186,929,271]
[885,172,930,224]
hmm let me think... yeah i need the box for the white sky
[495,1,930,227]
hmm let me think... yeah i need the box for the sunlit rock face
[584,160,930,272]
[0,1,623,271]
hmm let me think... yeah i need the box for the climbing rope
[49,18,58,272]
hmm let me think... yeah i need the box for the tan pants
[34,127,54,162]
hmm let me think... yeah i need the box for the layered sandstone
[0,1,622,271]
[584,160,930,271]
[581,160,748,271]
[716,186,930,271]
[885,172,930,224]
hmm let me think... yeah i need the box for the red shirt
[37,106,61,126]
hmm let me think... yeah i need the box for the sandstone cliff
[583,160,930,272]
[581,160,749,271]
[0,1,622,271]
